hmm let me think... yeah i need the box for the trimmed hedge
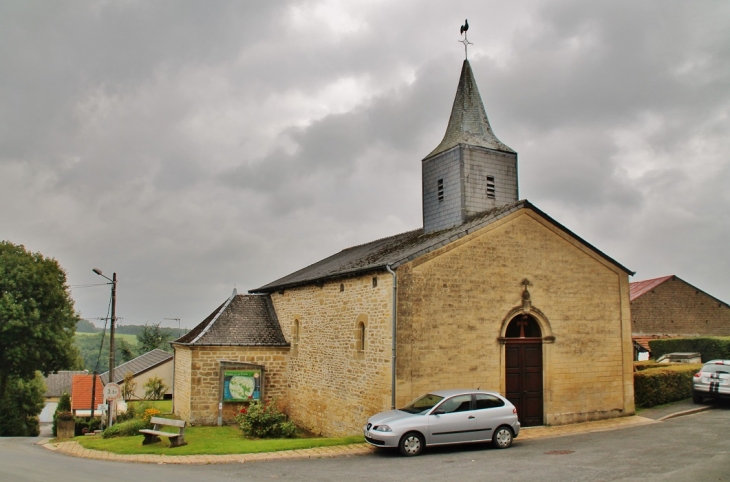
[634,363,702,408]
[634,361,664,371]
[649,337,730,362]
[102,418,149,439]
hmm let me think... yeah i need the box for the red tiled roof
[629,275,674,301]
[71,374,104,411]
[632,335,672,352]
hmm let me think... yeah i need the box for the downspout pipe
[386,265,397,410]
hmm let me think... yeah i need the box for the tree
[122,372,137,400]
[0,372,46,436]
[143,376,168,400]
[0,241,80,400]
[137,323,172,354]
[74,333,134,373]
[75,318,99,333]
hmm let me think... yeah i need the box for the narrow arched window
[357,321,366,352]
[293,319,300,345]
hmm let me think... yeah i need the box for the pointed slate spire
[425,60,514,159]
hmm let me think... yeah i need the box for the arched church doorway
[504,314,543,427]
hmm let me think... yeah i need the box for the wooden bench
[139,417,188,448]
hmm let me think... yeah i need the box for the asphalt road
[2,406,728,482]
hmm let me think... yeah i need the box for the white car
[364,389,520,456]
[693,360,730,403]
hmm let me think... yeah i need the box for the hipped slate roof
[252,200,633,294]
[100,349,173,385]
[425,59,515,160]
[44,370,88,398]
[173,291,288,346]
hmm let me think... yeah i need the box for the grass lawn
[75,332,138,345]
[127,400,172,413]
[76,426,364,455]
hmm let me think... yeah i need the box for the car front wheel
[492,426,513,449]
[399,432,425,456]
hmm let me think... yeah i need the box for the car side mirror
[431,409,445,415]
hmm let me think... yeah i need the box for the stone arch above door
[498,306,554,344]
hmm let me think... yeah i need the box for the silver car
[693,360,730,403]
[363,389,520,456]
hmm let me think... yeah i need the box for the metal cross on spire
[458,19,472,59]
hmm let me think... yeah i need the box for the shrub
[74,417,102,436]
[143,376,168,400]
[52,392,72,437]
[142,408,160,423]
[634,363,702,408]
[235,400,297,438]
[102,418,149,439]
[649,337,730,362]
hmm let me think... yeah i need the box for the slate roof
[71,373,104,411]
[629,275,674,301]
[173,291,289,346]
[425,59,515,160]
[44,370,88,398]
[252,200,634,294]
[100,349,173,385]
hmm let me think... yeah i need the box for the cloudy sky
[2,1,729,329]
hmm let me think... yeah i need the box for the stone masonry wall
[172,345,191,420]
[396,209,634,425]
[177,346,288,425]
[270,273,393,436]
[631,277,730,336]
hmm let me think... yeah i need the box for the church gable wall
[270,273,393,436]
[396,209,634,425]
[175,346,288,426]
[631,278,730,336]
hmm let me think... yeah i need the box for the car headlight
[374,425,392,432]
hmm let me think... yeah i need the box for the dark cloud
[1,1,729,325]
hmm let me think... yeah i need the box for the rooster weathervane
[458,19,472,59]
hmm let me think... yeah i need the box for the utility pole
[93,268,117,428]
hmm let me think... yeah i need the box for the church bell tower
[422,60,518,234]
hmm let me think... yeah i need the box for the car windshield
[702,364,730,374]
[399,394,444,414]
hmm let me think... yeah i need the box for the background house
[71,373,104,418]
[40,370,87,422]
[100,349,174,400]
[630,275,730,359]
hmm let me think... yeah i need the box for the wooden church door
[504,315,543,427]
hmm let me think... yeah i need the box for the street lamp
[93,268,117,428]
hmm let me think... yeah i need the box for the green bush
[52,392,72,437]
[634,361,664,371]
[634,363,702,408]
[649,337,730,362]
[234,400,297,438]
[74,417,102,436]
[102,418,149,438]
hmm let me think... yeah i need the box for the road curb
[41,407,716,464]
[656,404,715,421]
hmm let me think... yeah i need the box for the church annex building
[171,59,636,436]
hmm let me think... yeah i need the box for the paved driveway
[2,404,729,482]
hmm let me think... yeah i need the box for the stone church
[172,59,636,436]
